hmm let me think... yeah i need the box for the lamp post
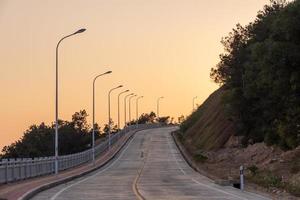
[117,90,129,130]
[129,95,137,123]
[124,93,134,127]
[108,85,123,149]
[193,96,198,111]
[92,71,112,165]
[136,96,144,127]
[55,28,86,174]
[157,96,164,118]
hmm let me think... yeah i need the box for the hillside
[180,87,235,151]
[177,1,300,198]
[178,87,300,198]
[210,0,300,149]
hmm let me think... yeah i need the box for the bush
[263,173,283,188]
[193,153,208,163]
[248,165,259,176]
[250,170,283,188]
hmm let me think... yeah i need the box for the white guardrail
[0,123,164,184]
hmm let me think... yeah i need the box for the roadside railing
[0,123,165,184]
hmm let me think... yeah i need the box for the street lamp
[193,96,198,111]
[124,93,134,127]
[117,90,129,130]
[108,85,123,149]
[129,94,137,123]
[157,96,164,118]
[136,96,144,126]
[92,71,112,165]
[55,28,86,174]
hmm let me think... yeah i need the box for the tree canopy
[127,111,171,125]
[210,0,300,149]
[1,110,170,158]
[1,110,102,158]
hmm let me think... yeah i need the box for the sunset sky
[0,0,273,150]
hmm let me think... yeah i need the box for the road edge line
[170,131,214,178]
[171,131,272,200]
[19,131,137,200]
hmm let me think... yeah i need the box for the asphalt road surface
[32,127,270,200]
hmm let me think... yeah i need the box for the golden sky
[0,0,272,150]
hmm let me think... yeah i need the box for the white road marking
[166,133,249,200]
[50,133,139,200]
[46,128,270,200]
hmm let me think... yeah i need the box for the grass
[247,165,259,176]
[248,171,283,188]
[248,169,300,197]
[193,153,208,163]
[179,87,235,151]
[286,183,300,197]
[175,130,185,143]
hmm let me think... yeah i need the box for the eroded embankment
[179,87,300,198]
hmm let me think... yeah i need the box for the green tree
[136,112,157,124]
[157,116,170,124]
[2,123,54,158]
[210,0,300,149]
[2,110,95,158]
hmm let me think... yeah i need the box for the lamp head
[118,85,123,88]
[73,28,86,34]
[125,90,130,92]
[105,71,112,74]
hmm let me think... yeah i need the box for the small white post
[240,165,244,191]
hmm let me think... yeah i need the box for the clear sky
[0,0,272,150]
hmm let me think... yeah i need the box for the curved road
[32,127,270,200]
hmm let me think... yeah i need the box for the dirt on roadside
[182,135,300,199]
[180,87,300,199]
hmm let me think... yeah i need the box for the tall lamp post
[55,28,86,174]
[92,71,112,165]
[108,85,123,149]
[117,90,129,130]
[157,96,164,118]
[129,95,137,123]
[136,96,144,126]
[124,93,134,127]
[193,96,198,111]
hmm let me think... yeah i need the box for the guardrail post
[17,158,21,180]
[29,158,33,178]
[4,159,8,183]
[24,158,27,179]
[11,159,15,181]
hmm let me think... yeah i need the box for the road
[32,127,270,200]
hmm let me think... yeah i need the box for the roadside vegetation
[179,0,300,197]
[1,111,169,158]
[1,110,102,158]
[210,0,300,150]
[248,166,300,196]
